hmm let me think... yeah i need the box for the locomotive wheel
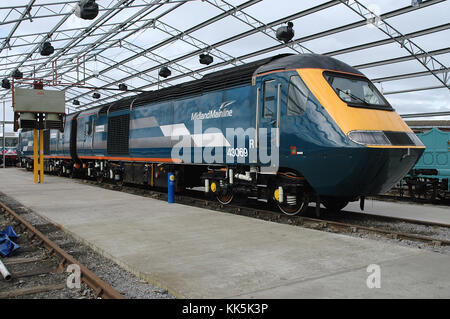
[96,174,104,183]
[275,172,309,216]
[322,199,349,213]
[277,193,309,216]
[217,192,234,205]
[210,180,234,205]
[115,179,124,187]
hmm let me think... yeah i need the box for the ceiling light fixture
[276,22,295,44]
[75,0,99,20]
[159,66,171,78]
[199,53,214,65]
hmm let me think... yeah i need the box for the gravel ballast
[0,191,175,299]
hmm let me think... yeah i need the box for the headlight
[348,130,425,146]
[348,130,391,146]
[406,132,424,147]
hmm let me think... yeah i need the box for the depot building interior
[0,0,449,300]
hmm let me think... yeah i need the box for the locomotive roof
[0,132,19,137]
[77,53,364,116]
[254,53,363,76]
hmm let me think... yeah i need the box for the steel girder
[339,0,449,90]
[73,16,450,108]
[0,0,448,112]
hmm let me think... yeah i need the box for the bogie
[201,167,312,215]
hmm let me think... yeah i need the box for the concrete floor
[0,168,449,298]
[345,199,450,225]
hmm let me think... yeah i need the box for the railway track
[0,201,124,299]
[373,194,450,206]
[78,179,450,249]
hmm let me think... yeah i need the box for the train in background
[0,132,19,166]
[400,120,450,201]
[18,53,425,215]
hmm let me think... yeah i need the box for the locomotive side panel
[77,110,101,158]
[129,100,174,160]
[101,84,256,166]
[92,113,107,154]
[170,85,254,166]
[62,116,72,157]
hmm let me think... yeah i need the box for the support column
[39,129,44,182]
[33,127,44,184]
[33,129,39,183]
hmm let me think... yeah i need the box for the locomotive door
[257,77,281,168]
[83,115,95,155]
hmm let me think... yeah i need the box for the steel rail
[0,201,125,299]
[372,194,450,207]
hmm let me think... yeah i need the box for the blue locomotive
[18,54,425,214]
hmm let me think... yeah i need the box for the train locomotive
[403,124,449,201]
[18,53,425,215]
[1,132,19,166]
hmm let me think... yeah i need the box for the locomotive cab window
[287,75,309,116]
[263,80,276,118]
[0,137,18,147]
[324,71,393,111]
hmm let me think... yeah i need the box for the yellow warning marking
[274,189,279,201]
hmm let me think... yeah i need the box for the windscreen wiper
[335,88,370,106]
